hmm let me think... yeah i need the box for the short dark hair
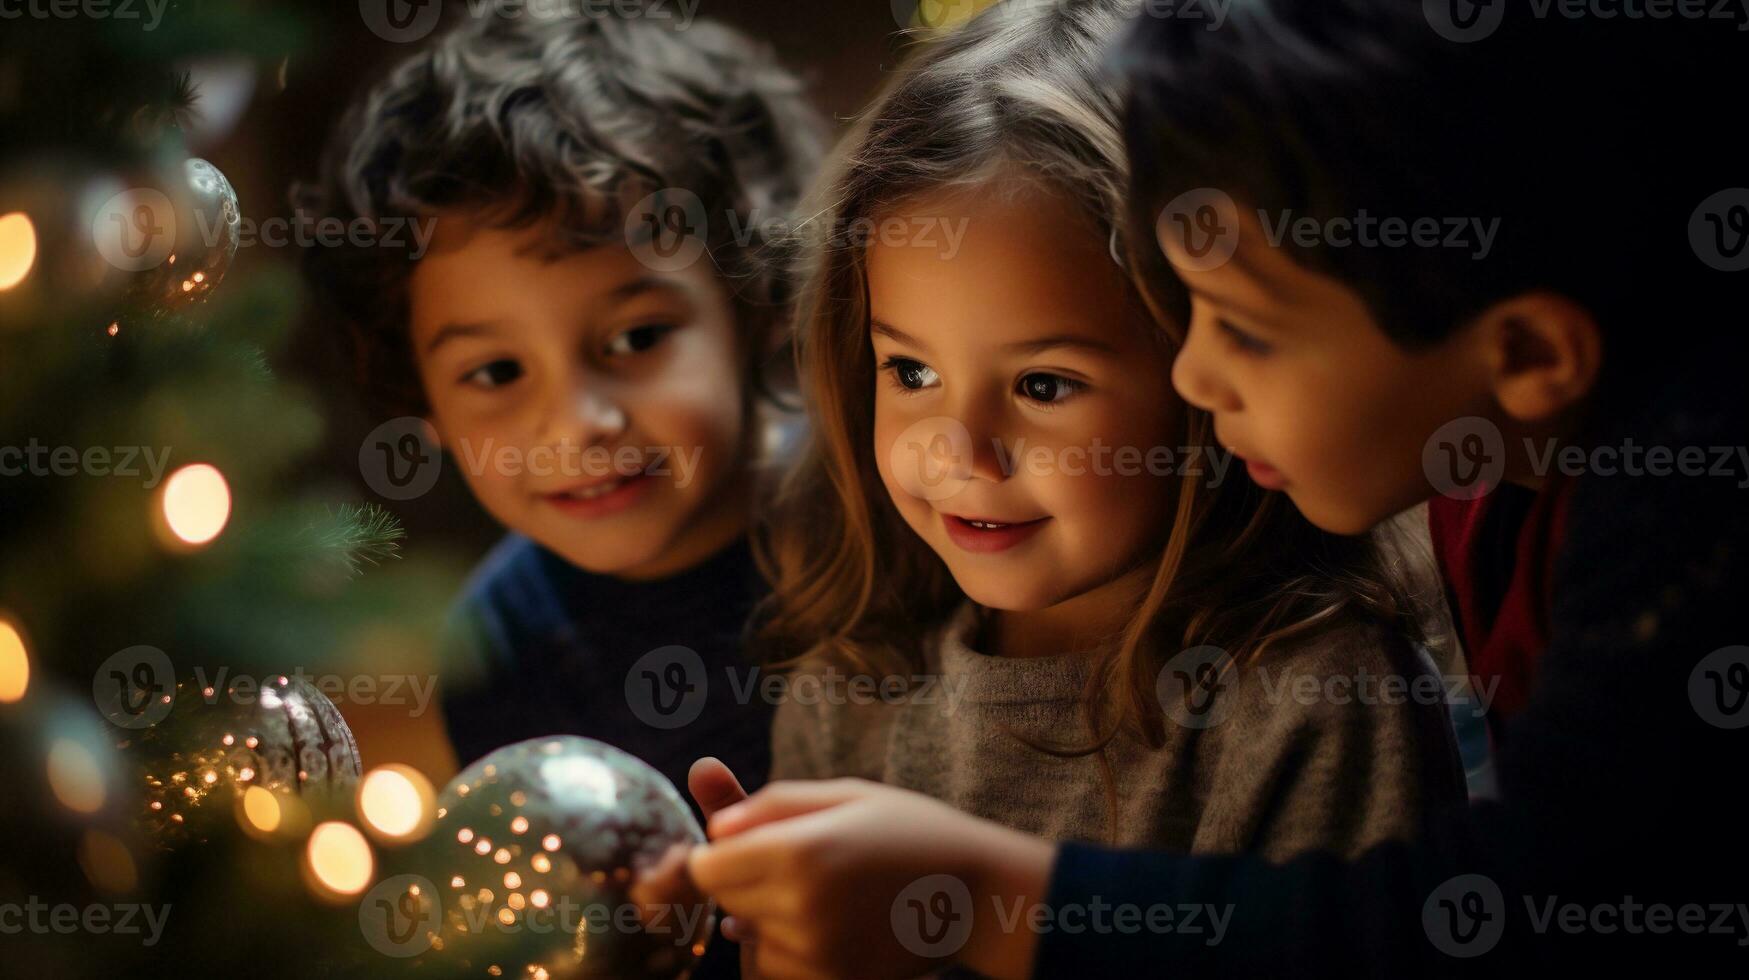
[1117,0,1735,361]
[298,4,824,414]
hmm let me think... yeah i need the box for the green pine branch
[299,503,406,578]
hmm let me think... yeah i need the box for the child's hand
[628,758,754,955]
[687,779,1057,980]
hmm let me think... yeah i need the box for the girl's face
[868,184,1182,613]
[409,214,751,580]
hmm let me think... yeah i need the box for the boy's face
[409,215,751,579]
[1162,207,1498,535]
[868,185,1180,613]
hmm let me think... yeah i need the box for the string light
[241,786,281,833]
[305,821,374,900]
[357,764,435,842]
[46,738,107,814]
[0,618,28,703]
[77,830,138,894]
[159,463,231,546]
[0,212,36,291]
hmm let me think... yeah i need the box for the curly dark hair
[296,4,826,414]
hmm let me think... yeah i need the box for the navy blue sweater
[439,535,772,980]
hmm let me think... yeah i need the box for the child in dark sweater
[300,3,822,848]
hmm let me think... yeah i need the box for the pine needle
[300,503,406,578]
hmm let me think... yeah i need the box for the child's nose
[1171,325,1241,416]
[951,398,1014,484]
[539,385,626,448]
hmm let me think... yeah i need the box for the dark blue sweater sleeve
[1033,389,1749,977]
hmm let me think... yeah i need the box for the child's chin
[1293,491,1394,538]
[541,532,667,577]
[953,573,1061,615]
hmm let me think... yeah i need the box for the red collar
[1427,475,1575,726]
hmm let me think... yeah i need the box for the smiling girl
[686,3,1462,974]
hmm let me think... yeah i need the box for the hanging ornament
[104,670,360,849]
[399,737,712,979]
[129,157,240,313]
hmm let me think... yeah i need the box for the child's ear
[1477,291,1602,425]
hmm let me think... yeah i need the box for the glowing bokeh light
[46,738,106,813]
[242,786,281,832]
[160,463,232,545]
[358,764,434,840]
[0,619,28,703]
[0,212,36,291]
[305,821,374,897]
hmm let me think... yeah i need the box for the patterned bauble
[130,157,240,312]
[103,669,360,849]
[385,737,711,979]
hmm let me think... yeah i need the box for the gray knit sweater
[770,605,1464,859]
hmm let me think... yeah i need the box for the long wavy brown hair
[755,0,1426,797]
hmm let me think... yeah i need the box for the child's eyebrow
[871,319,927,349]
[873,320,1115,357]
[605,276,680,305]
[1184,285,1276,328]
[424,321,502,355]
[1003,335,1119,356]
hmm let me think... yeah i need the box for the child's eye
[461,358,523,390]
[1216,318,1273,356]
[880,356,940,392]
[1016,372,1086,406]
[605,323,675,357]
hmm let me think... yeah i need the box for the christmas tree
[1,3,457,974]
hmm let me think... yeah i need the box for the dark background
[198,0,911,775]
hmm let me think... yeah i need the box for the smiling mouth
[940,513,1050,553]
[553,476,637,500]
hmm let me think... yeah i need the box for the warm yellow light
[160,463,231,545]
[305,821,374,897]
[78,830,138,894]
[0,212,36,291]
[0,619,28,703]
[46,738,106,814]
[242,786,281,832]
[358,764,434,841]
